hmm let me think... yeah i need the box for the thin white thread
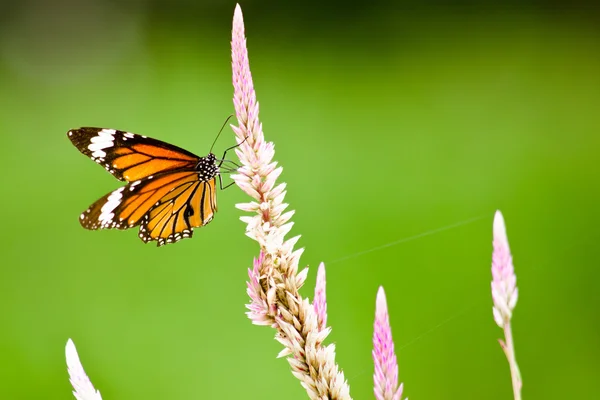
[329,214,488,383]
[326,214,487,266]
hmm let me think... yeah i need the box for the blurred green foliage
[0,2,598,399]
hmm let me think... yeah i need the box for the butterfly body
[68,127,222,246]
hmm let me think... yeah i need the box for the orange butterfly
[67,127,238,246]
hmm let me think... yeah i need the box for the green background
[1,1,598,399]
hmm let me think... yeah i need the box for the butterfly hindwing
[79,170,218,246]
[67,128,201,182]
[139,176,217,246]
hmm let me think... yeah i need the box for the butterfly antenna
[210,114,235,154]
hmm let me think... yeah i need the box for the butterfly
[67,127,239,246]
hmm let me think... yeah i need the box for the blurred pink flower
[373,287,405,400]
[65,339,102,400]
[491,210,522,400]
[491,210,519,327]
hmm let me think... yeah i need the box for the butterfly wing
[67,127,200,182]
[140,175,217,246]
[80,171,218,246]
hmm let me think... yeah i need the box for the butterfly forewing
[67,128,200,182]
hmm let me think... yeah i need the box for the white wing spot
[124,132,135,138]
[98,187,124,224]
[88,129,116,159]
[129,180,141,191]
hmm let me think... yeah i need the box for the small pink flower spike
[65,339,102,400]
[373,287,405,400]
[491,210,522,400]
[491,210,519,327]
[314,262,327,330]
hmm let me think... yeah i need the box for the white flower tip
[66,338,102,400]
[65,338,80,369]
[296,267,309,283]
[493,210,509,246]
[234,4,243,24]
[277,347,292,358]
[317,262,326,281]
[376,286,388,314]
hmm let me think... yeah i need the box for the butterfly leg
[218,173,237,190]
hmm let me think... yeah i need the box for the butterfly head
[195,153,219,181]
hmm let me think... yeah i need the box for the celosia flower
[373,287,405,400]
[231,4,350,399]
[491,210,518,327]
[65,339,102,400]
[491,210,522,400]
[314,262,327,330]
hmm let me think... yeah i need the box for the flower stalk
[231,4,351,399]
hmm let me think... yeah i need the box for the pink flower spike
[232,5,350,398]
[232,5,258,146]
[314,262,327,330]
[491,210,522,400]
[373,287,405,400]
[65,339,102,400]
[491,210,519,327]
